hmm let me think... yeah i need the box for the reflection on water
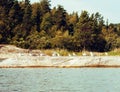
[0,68,120,92]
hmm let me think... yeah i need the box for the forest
[0,0,120,52]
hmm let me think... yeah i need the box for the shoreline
[1,65,120,68]
[0,56,120,68]
[0,45,120,68]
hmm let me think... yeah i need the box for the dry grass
[42,49,53,56]
[108,48,120,56]
[0,44,120,56]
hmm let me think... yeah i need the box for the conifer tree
[53,5,67,31]
[40,0,51,15]
[22,0,32,37]
[31,3,41,32]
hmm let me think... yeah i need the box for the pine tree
[40,0,51,15]
[31,3,42,32]
[40,12,52,33]
[8,1,23,37]
[52,5,67,31]
[22,0,32,37]
[74,11,93,51]
[0,0,15,43]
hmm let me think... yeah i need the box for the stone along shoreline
[0,55,120,68]
[0,45,120,68]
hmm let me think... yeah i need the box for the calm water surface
[0,68,120,92]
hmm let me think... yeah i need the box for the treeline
[0,0,120,52]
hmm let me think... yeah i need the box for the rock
[0,56,120,68]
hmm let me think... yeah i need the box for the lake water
[0,68,120,92]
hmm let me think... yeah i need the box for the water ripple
[0,68,120,92]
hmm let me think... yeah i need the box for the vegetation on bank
[42,49,120,56]
[0,44,120,56]
[0,0,120,53]
[108,49,120,56]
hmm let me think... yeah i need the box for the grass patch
[41,49,80,56]
[40,48,120,56]
[108,48,120,56]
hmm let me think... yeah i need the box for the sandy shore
[0,45,120,68]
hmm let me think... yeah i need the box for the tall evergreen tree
[67,12,79,35]
[74,11,93,51]
[22,0,32,37]
[31,3,41,32]
[40,12,52,33]
[0,0,15,43]
[53,5,67,31]
[8,1,23,38]
[40,0,51,15]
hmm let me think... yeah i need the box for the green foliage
[40,12,52,32]
[52,5,67,31]
[102,25,120,51]
[31,3,41,32]
[40,0,51,15]
[0,0,120,52]
[22,0,32,37]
